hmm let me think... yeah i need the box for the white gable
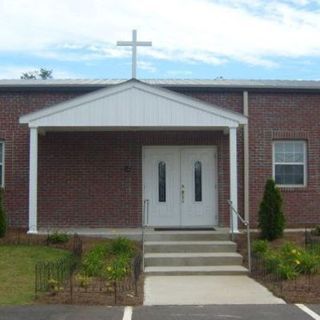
[19,80,247,128]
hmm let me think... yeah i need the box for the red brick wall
[248,92,320,227]
[38,131,230,228]
[0,91,84,227]
[1,88,319,229]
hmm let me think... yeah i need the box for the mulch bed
[252,274,320,304]
[236,231,320,304]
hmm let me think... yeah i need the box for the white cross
[117,30,152,79]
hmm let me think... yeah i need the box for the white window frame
[272,140,307,188]
[0,141,4,188]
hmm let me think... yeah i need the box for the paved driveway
[0,305,123,320]
[133,305,316,320]
[0,304,319,320]
[308,304,320,315]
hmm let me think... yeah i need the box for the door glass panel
[158,161,166,202]
[194,161,202,202]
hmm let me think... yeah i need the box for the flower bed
[251,238,320,303]
[36,237,143,305]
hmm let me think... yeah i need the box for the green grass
[0,245,71,305]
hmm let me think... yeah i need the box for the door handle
[181,184,185,203]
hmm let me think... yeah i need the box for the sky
[0,0,320,80]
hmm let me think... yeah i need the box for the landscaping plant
[81,237,137,280]
[47,231,70,244]
[0,188,6,237]
[258,179,285,241]
[252,240,320,280]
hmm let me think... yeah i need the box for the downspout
[243,91,249,223]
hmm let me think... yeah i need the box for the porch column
[28,127,38,233]
[229,127,238,232]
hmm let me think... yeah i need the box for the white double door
[143,146,217,227]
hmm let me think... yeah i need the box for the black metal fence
[305,229,320,254]
[250,232,320,302]
[251,255,318,295]
[35,250,142,304]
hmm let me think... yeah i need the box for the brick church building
[0,78,319,233]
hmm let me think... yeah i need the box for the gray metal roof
[0,79,320,90]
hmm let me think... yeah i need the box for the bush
[47,231,70,244]
[252,240,269,257]
[0,188,7,237]
[275,263,298,280]
[109,237,135,258]
[311,225,320,236]
[258,179,285,241]
[82,244,109,277]
[296,251,319,275]
[81,237,137,278]
[256,241,320,280]
[104,254,131,281]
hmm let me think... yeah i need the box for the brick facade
[0,87,319,229]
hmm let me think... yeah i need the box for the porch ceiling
[19,79,247,129]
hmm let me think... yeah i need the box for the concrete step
[144,252,243,267]
[144,231,229,241]
[144,240,237,253]
[144,265,248,276]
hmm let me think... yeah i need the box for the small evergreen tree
[258,179,285,241]
[0,188,6,237]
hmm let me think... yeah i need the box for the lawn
[0,245,71,305]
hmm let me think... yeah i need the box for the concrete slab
[133,305,311,320]
[38,228,143,240]
[0,305,123,320]
[144,275,285,305]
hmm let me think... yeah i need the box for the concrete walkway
[144,275,285,305]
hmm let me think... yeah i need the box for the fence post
[35,263,38,299]
[69,269,73,304]
[114,281,117,305]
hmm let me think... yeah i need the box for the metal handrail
[142,199,149,272]
[227,200,251,272]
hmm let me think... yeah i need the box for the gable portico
[19,80,247,234]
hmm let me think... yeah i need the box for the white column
[229,127,238,232]
[28,127,38,233]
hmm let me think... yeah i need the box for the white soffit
[19,79,247,128]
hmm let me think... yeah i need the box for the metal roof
[0,79,320,90]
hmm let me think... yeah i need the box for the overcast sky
[0,0,320,80]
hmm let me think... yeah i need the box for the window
[0,142,3,187]
[194,161,202,202]
[273,140,306,187]
[158,161,166,202]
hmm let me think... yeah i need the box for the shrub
[47,231,70,244]
[258,179,285,241]
[109,237,135,258]
[0,188,7,237]
[264,251,281,273]
[82,244,109,277]
[252,240,269,257]
[75,273,92,289]
[81,238,137,279]
[311,225,320,236]
[279,242,302,263]
[275,262,298,280]
[296,251,319,275]
[104,254,131,281]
